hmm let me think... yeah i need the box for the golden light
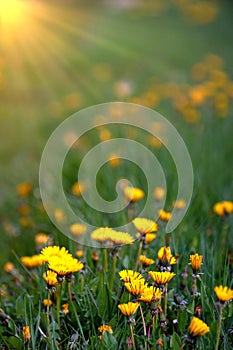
[0,0,29,30]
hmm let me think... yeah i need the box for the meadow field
[0,0,233,349]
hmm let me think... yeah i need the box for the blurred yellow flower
[133,218,158,235]
[21,255,44,269]
[70,223,87,236]
[43,299,53,307]
[4,262,15,273]
[124,186,144,203]
[62,303,69,314]
[153,187,165,201]
[118,302,140,317]
[148,271,176,285]
[35,233,49,246]
[213,201,233,217]
[98,324,113,339]
[108,153,120,167]
[188,317,210,337]
[54,209,66,224]
[43,270,58,286]
[76,250,84,258]
[214,285,233,302]
[71,182,85,196]
[110,231,134,245]
[139,255,155,267]
[189,254,203,274]
[22,326,31,342]
[145,233,157,243]
[172,199,186,209]
[16,182,32,197]
[91,227,115,243]
[158,209,172,222]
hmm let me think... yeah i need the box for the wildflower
[76,250,84,258]
[118,302,140,317]
[138,286,162,303]
[18,203,30,216]
[22,326,31,342]
[21,255,44,268]
[213,201,233,217]
[16,182,32,197]
[139,255,155,267]
[71,182,85,196]
[35,233,50,246]
[91,227,115,244]
[108,153,120,167]
[62,303,69,314]
[43,270,58,287]
[48,256,84,276]
[70,223,87,236]
[41,246,71,263]
[172,199,186,209]
[158,209,172,222]
[98,324,113,339]
[188,317,210,337]
[110,231,134,245]
[189,254,203,275]
[43,299,53,307]
[3,262,15,273]
[124,278,147,296]
[145,233,157,243]
[119,270,143,283]
[133,218,158,235]
[124,186,144,203]
[153,187,165,201]
[54,209,66,224]
[214,285,233,302]
[148,271,176,285]
[157,246,176,270]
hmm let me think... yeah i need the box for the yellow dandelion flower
[148,271,176,285]
[40,246,72,263]
[71,182,85,196]
[119,270,143,283]
[139,255,155,267]
[21,255,44,269]
[43,270,58,286]
[98,324,113,339]
[214,285,233,302]
[16,182,32,197]
[54,209,66,224]
[35,233,49,246]
[4,262,15,273]
[158,246,176,266]
[189,254,203,274]
[133,218,158,235]
[172,199,186,209]
[118,302,140,316]
[108,153,120,167]
[22,326,31,342]
[76,250,84,258]
[70,223,87,236]
[124,278,147,296]
[145,233,157,243]
[91,227,115,243]
[124,186,144,202]
[48,256,84,276]
[158,209,172,222]
[138,286,162,303]
[188,317,210,337]
[43,299,53,307]
[62,303,69,314]
[153,187,165,201]
[110,231,134,245]
[213,201,233,217]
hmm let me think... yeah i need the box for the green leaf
[170,332,181,350]
[7,336,23,350]
[16,295,25,318]
[100,331,118,349]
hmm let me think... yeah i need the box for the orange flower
[22,326,30,342]
[16,182,32,197]
[62,303,69,314]
[124,187,144,202]
[189,254,203,274]
[188,317,210,337]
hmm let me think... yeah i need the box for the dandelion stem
[67,281,72,302]
[129,323,136,350]
[215,304,223,350]
[135,240,143,271]
[46,292,50,327]
[109,253,117,291]
[164,283,168,318]
[140,304,147,337]
[103,248,108,272]
[56,283,62,332]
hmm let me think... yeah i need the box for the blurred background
[0,0,233,266]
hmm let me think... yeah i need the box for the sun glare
[0,0,29,30]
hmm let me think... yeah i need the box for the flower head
[118,302,140,316]
[17,182,32,197]
[138,286,162,303]
[119,270,143,283]
[133,218,158,235]
[157,246,176,270]
[213,201,233,217]
[124,278,147,296]
[43,299,53,307]
[48,256,84,276]
[214,285,233,302]
[139,255,155,267]
[70,223,87,236]
[43,270,58,286]
[40,246,72,263]
[145,233,157,243]
[189,254,203,274]
[62,303,69,314]
[124,187,144,202]
[21,255,44,269]
[172,199,186,209]
[22,326,31,342]
[35,233,50,246]
[71,182,85,196]
[91,227,115,243]
[153,187,165,201]
[158,209,172,222]
[188,317,210,337]
[98,324,113,339]
[4,262,15,273]
[148,271,176,285]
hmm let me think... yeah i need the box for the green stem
[109,253,117,291]
[215,304,223,350]
[103,248,108,272]
[164,283,168,319]
[129,323,136,350]
[135,240,143,271]
[56,284,62,332]
[80,274,84,293]
[67,282,72,302]
[46,292,50,327]
[140,304,147,337]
